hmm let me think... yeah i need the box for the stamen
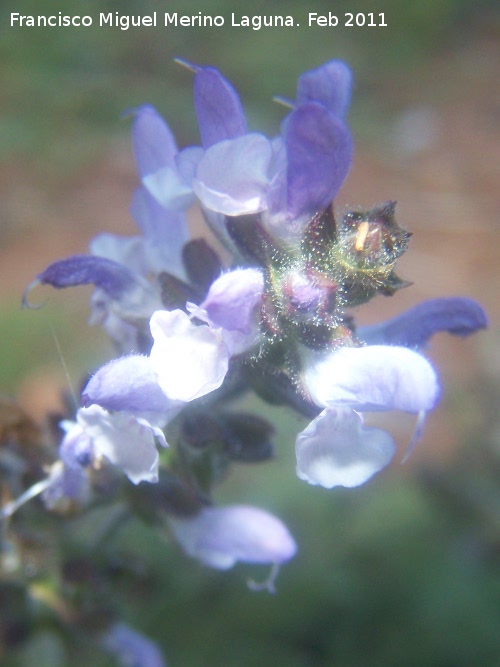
[21,279,45,309]
[355,221,370,252]
[247,562,280,594]
[272,96,295,110]
[401,410,427,464]
[174,57,197,73]
[1,477,53,520]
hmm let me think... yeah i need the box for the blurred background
[0,0,499,665]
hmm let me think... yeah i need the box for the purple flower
[296,345,439,488]
[83,268,264,413]
[296,294,487,489]
[169,504,297,570]
[103,622,166,667]
[53,406,167,486]
[191,60,353,237]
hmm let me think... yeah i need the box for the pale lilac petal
[82,355,179,425]
[149,310,229,402]
[296,408,395,488]
[132,105,177,177]
[59,421,94,469]
[200,269,264,334]
[266,136,288,220]
[130,187,189,278]
[42,461,91,511]
[358,297,488,348]
[175,145,204,184]
[296,60,352,118]
[193,134,273,216]
[186,303,258,356]
[77,406,165,485]
[142,167,195,211]
[88,289,142,352]
[284,103,353,217]
[169,505,297,570]
[194,66,247,148]
[103,623,166,667]
[303,345,439,413]
[90,232,149,276]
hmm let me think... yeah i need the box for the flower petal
[169,504,297,570]
[130,187,189,277]
[59,421,94,469]
[296,59,352,118]
[103,623,166,667]
[149,310,229,402]
[77,406,165,485]
[357,297,488,348]
[193,134,273,216]
[142,167,195,211]
[90,232,150,276]
[200,268,264,334]
[88,289,143,352]
[132,104,178,178]
[296,408,395,488]
[303,345,440,413]
[26,255,139,302]
[42,461,91,511]
[82,355,179,425]
[194,66,247,148]
[284,103,352,217]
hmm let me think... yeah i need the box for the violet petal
[103,623,166,667]
[132,104,178,177]
[296,60,352,118]
[25,255,139,303]
[82,355,176,419]
[194,66,247,148]
[42,461,90,511]
[200,268,264,334]
[59,421,94,469]
[358,297,488,348]
[284,103,353,217]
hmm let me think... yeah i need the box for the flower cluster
[25,60,486,590]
